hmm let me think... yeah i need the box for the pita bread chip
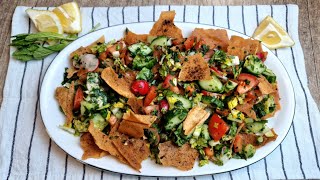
[158,141,198,171]
[55,82,75,127]
[118,120,149,138]
[183,106,210,135]
[149,11,184,43]
[227,36,266,60]
[112,134,150,171]
[101,67,135,99]
[88,122,128,164]
[124,30,148,45]
[127,98,143,114]
[80,132,108,160]
[257,76,276,95]
[178,53,211,82]
[261,91,281,119]
[191,28,229,51]
[70,36,105,59]
[122,110,157,127]
[236,103,257,119]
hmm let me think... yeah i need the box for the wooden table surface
[0,0,319,107]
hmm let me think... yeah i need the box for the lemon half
[53,2,82,33]
[26,9,63,34]
[253,16,295,49]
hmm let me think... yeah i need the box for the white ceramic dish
[40,22,295,177]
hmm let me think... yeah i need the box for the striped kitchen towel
[1,4,319,180]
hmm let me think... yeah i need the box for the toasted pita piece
[261,90,281,119]
[66,67,78,78]
[238,131,278,148]
[257,76,276,95]
[80,132,109,160]
[158,141,199,171]
[55,82,75,126]
[101,67,135,99]
[70,36,105,59]
[88,122,128,164]
[127,98,143,114]
[178,53,211,82]
[118,120,149,138]
[227,36,266,60]
[112,134,150,171]
[183,106,210,135]
[236,103,257,119]
[190,28,229,51]
[122,110,157,127]
[149,11,184,44]
[124,30,148,45]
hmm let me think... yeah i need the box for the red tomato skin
[208,114,229,141]
[73,87,84,110]
[131,80,150,96]
[233,135,243,153]
[210,66,224,77]
[144,86,157,106]
[162,75,174,89]
[236,73,259,94]
[184,36,196,50]
[204,147,214,157]
[159,100,169,112]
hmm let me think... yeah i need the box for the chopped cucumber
[246,121,268,133]
[264,129,275,137]
[128,42,152,56]
[164,108,188,130]
[166,93,192,109]
[150,36,168,49]
[199,75,224,93]
[80,101,96,115]
[244,55,266,75]
[244,144,256,159]
[91,113,108,131]
[262,69,277,83]
[224,80,238,92]
[201,96,224,108]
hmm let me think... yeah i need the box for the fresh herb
[132,56,157,70]
[11,32,77,61]
[136,67,153,81]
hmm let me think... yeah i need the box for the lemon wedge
[53,2,82,33]
[26,9,63,34]
[253,16,295,49]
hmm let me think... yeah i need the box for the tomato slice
[73,87,84,110]
[204,147,214,157]
[208,114,229,141]
[210,66,224,77]
[233,134,243,153]
[236,73,259,94]
[184,36,196,50]
[144,86,157,106]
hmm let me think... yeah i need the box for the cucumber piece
[150,36,168,49]
[201,96,224,108]
[246,121,268,133]
[244,144,256,159]
[244,55,266,75]
[80,101,96,115]
[262,69,277,83]
[128,42,152,56]
[166,93,192,109]
[91,113,108,131]
[224,80,238,92]
[164,108,188,130]
[199,75,224,93]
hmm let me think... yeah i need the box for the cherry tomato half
[131,80,150,96]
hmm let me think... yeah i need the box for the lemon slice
[26,9,63,34]
[53,2,82,33]
[253,15,295,49]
